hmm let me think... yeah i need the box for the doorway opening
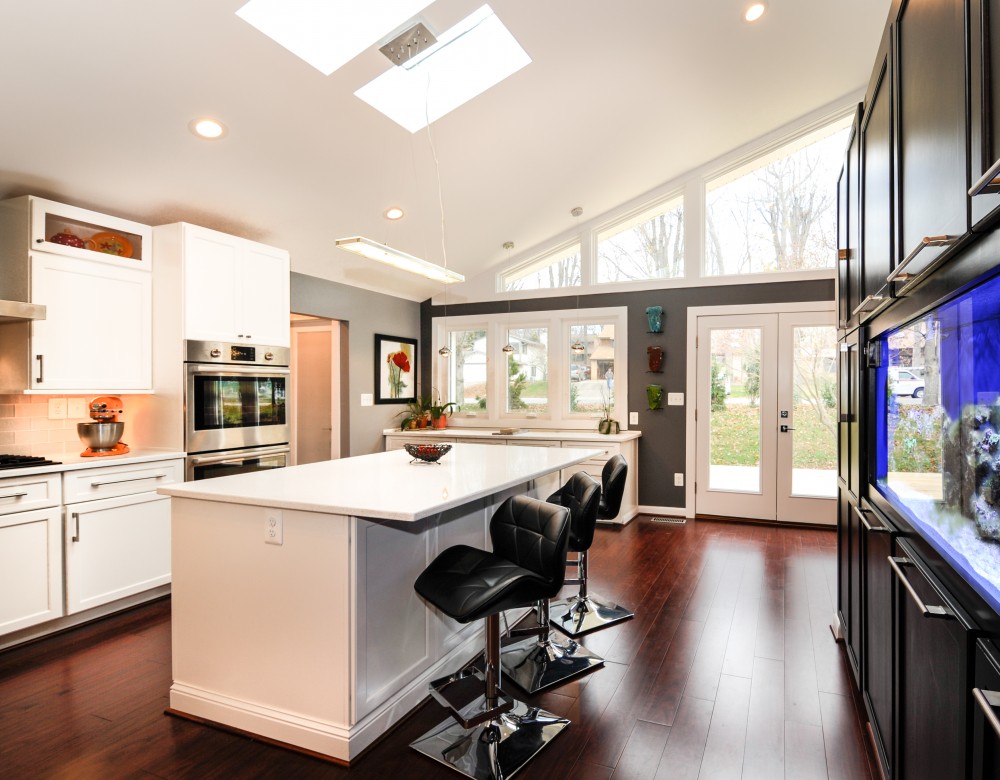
[290,314,347,464]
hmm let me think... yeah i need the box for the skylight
[236,0,434,76]
[355,5,531,133]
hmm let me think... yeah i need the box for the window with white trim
[596,197,684,283]
[435,307,628,430]
[499,243,581,291]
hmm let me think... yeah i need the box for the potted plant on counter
[598,390,619,435]
[397,396,431,430]
[428,397,458,429]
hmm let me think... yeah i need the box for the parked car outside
[889,368,924,398]
[570,365,590,381]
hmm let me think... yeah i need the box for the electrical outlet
[47,398,67,419]
[629,411,639,425]
[265,509,283,545]
[68,398,87,418]
[674,473,684,487]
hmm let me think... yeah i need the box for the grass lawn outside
[711,403,837,470]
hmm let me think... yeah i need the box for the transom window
[705,118,851,276]
[596,197,684,283]
[499,243,581,291]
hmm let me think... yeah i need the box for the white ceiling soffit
[236,0,435,76]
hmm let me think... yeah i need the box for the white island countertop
[158,443,600,522]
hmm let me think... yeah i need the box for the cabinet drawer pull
[973,688,1000,739]
[888,556,952,619]
[0,491,29,500]
[71,511,80,542]
[90,473,167,488]
[35,354,43,384]
[970,156,1000,196]
[854,504,890,533]
[851,294,885,318]
[887,235,958,284]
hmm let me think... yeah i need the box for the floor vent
[651,516,686,525]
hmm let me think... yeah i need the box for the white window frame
[434,306,629,430]
[594,192,685,285]
[497,240,582,292]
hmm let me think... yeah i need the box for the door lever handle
[780,425,796,432]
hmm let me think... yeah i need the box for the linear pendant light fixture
[335,236,465,284]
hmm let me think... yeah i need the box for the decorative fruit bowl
[404,443,452,463]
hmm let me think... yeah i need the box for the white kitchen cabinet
[30,252,151,391]
[0,196,154,393]
[0,473,63,634]
[160,223,290,347]
[64,491,171,614]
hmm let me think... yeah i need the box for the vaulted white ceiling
[0,0,890,302]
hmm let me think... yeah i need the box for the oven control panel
[185,340,290,367]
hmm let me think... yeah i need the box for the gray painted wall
[422,279,834,509]
[292,272,421,457]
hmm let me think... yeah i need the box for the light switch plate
[47,398,67,419]
[667,392,684,406]
[360,393,373,407]
[67,398,87,419]
[629,411,639,425]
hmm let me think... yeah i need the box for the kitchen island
[159,443,600,764]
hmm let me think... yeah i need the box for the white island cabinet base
[162,444,600,763]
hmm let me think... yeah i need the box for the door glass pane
[568,323,614,415]
[791,325,838,498]
[709,328,762,493]
[506,327,548,414]
[446,329,487,413]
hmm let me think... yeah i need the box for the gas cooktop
[0,454,62,470]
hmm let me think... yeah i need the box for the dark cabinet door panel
[973,639,1000,780]
[861,55,893,307]
[862,503,895,778]
[970,0,1000,229]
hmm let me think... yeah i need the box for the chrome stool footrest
[429,665,515,730]
[500,631,603,693]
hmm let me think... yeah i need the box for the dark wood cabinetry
[861,53,894,309]
[838,106,863,329]
[973,639,1000,779]
[970,0,1000,230]
[893,539,974,780]
[892,0,969,284]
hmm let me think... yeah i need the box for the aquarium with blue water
[875,272,1000,613]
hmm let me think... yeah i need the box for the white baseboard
[638,505,688,518]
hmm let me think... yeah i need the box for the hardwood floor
[0,517,875,779]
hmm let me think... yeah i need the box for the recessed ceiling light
[355,4,531,133]
[235,0,434,76]
[189,118,227,139]
[744,2,767,22]
[384,207,405,220]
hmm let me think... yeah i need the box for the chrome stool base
[500,631,603,693]
[549,594,634,638]
[411,699,570,780]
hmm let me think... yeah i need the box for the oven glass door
[187,447,289,481]
[186,365,290,453]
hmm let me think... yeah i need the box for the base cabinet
[64,492,171,614]
[893,538,974,780]
[973,640,1000,780]
[0,506,62,634]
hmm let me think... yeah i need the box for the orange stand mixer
[77,396,130,457]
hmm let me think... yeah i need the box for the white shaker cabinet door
[64,492,171,614]
[0,507,63,634]
[240,241,290,346]
[30,253,152,392]
[182,226,241,343]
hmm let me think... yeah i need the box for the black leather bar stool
[549,454,635,637]
[410,495,572,779]
[499,473,604,693]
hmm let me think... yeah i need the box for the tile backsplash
[0,394,91,456]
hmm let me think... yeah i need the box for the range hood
[0,299,44,322]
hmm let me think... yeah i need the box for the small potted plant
[598,390,619,435]
[428,397,458,429]
[397,396,431,430]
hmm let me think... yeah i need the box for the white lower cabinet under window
[0,506,63,633]
[64,491,171,614]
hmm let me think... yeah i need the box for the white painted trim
[685,300,836,519]
[638,505,687,518]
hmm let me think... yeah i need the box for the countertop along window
[434,307,628,431]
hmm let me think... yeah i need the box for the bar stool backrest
[598,454,628,520]
[490,495,571,593]
[551,472,601,551]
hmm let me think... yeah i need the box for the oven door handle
[188,447,290,466]
[186,363,290,377]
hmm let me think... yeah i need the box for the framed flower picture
[374,334,417,404]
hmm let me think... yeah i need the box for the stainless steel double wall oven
[184,340,290,480]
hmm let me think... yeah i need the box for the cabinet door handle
[888,556,953,619]
[851,293,886,318]
[855,504,890,533]
[970,156,1000,196]
[71,511,80,543]
[35,354,43,384]
[0,491,28,501]
[973,688,1000,739]
[887,235,958,285]
[90,473,166,488]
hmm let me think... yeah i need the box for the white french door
[694,309,836,524]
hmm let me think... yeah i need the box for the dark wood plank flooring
[0,517,876,779]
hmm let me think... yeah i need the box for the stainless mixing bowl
[77,421,124,451]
